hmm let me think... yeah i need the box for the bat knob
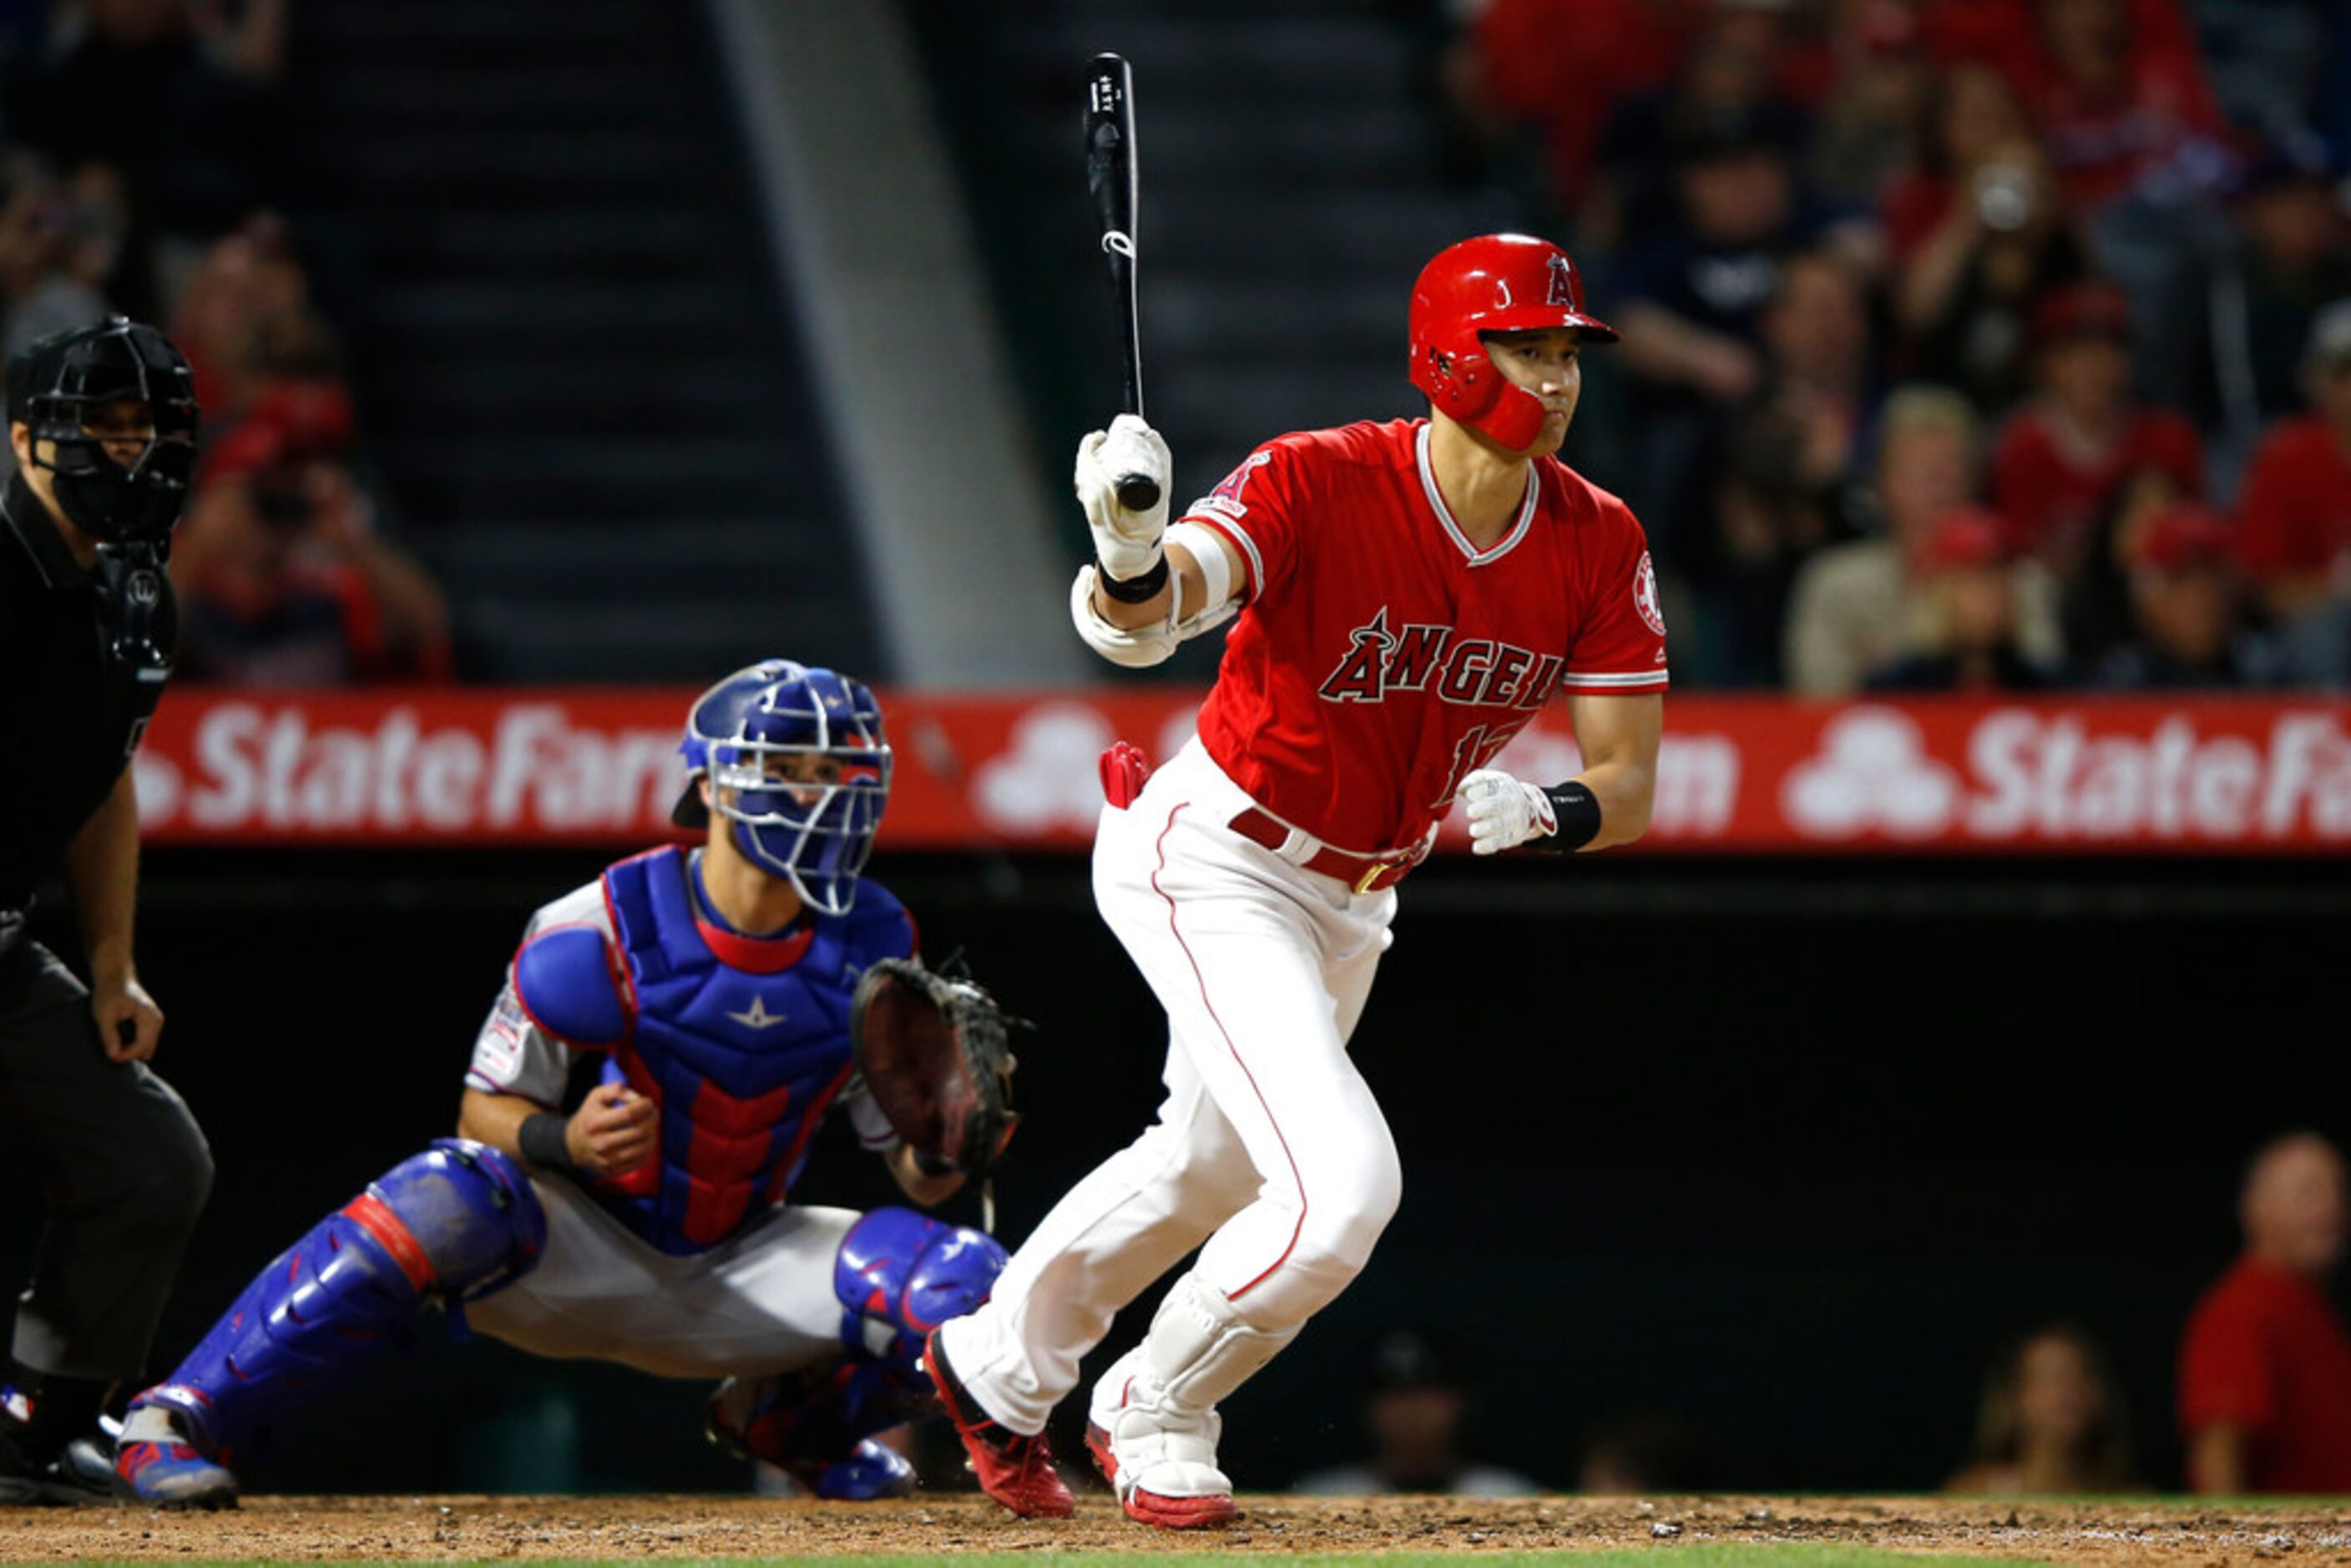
[1115,476,1161,513]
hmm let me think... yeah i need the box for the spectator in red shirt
[1883,62,2036,266]
[2179,1132,2351,1495]
[1990,280,2203,578]
[2235,300,2351,628]
[169,417,450,685]
[1924,0,2230,216]
[2090,503,2280,689]
[1461,0,1703,219]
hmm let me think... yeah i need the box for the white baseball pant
[935,739,1402,1432]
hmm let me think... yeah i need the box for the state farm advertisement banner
[129,689,2351,853]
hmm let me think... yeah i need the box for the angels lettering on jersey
[1316,609,1566,709]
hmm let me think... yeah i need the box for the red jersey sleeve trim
[1184,513,1267,602]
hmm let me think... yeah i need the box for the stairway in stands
[286,0,875,683]
[915,0,1509,498]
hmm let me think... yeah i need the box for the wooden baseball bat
[1083,52,1160,513]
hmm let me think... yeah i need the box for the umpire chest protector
[512,847,914,1254]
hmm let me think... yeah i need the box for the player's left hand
[1459,769,1557,856]
[91,974,164,1064]
[1074,413,1170,580]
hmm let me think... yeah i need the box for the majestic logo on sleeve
[1633,550,1666,635]
[1318,607,1562,709]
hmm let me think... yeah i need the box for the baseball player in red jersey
[923,233,1666,1526]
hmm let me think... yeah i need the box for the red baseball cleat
[922,1330,1074,1520]
[1088,1406,1237,1528]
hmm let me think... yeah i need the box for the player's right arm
[458,1085,655,1179]
[1068,413,1251,665]
[457,881,654,1179]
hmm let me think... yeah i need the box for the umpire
[0,317,212,1503]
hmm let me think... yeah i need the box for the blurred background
[3,0,2348,1500]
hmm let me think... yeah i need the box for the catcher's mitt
[850,958,1021,1178]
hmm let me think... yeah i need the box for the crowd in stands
[0,0,445,685]
[1307,1130,2351,1498]
[1447,0,2351,691]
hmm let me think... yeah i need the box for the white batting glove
[1074,413,1171,581]
[1459,769,1557,856]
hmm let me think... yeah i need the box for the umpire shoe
[113,1407,237,1510]
[1,1397,120,1506]
[920,1330,1074,1519]
[1085,1363,1236,1530]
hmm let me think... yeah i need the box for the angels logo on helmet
[1545,253,1580,308]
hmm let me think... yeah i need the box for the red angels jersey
[1183,417,1668,853]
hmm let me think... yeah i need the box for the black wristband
[1096,553,1170,604]
[518,1112,581,1176]
[1531,781,1603,853]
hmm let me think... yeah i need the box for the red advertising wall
[129,688,2351,853]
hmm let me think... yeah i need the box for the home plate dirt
[8,1493,2351,1562]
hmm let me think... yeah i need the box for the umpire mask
[7,316,200,546]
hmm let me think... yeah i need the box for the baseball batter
[110,661,1010,1507]
[924,234,1666,1526]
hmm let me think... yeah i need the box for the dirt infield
[8,1493,2351,1563]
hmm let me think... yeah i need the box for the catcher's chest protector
[590,849,907,1254]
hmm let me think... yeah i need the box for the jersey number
[1433,725,1507,811]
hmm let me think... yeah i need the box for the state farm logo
[973,703,1118,832]
[1782,706,2351,842]
[970,703,1202,832]
[1783,710,1959,839]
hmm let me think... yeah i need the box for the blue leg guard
[834,1206,1007,1372]
[118,1141,543,1503]
[708,1208,1006,1500]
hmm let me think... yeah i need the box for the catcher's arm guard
[850,958,1023,1179]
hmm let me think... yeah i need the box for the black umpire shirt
[0,473,176,946]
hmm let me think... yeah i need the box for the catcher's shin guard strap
[1140,1273,1301,1415]
[833,1207,1008,1368]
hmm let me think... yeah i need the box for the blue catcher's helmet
[671,660,892,916]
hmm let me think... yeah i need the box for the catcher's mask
[672,659,892,916]
[7,316,200,545]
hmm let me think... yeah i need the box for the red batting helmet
[1408,233,1616,450]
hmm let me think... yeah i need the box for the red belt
[1226,807,1427,894]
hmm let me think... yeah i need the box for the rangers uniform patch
[479,994,527,1075]
[1633,550,1666,636]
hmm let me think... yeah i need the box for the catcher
[112,660,1023,1508]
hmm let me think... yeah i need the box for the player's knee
[363,1140,546,1299]
[1292,1145,1402,1280]
[833,1206,1008,1367]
